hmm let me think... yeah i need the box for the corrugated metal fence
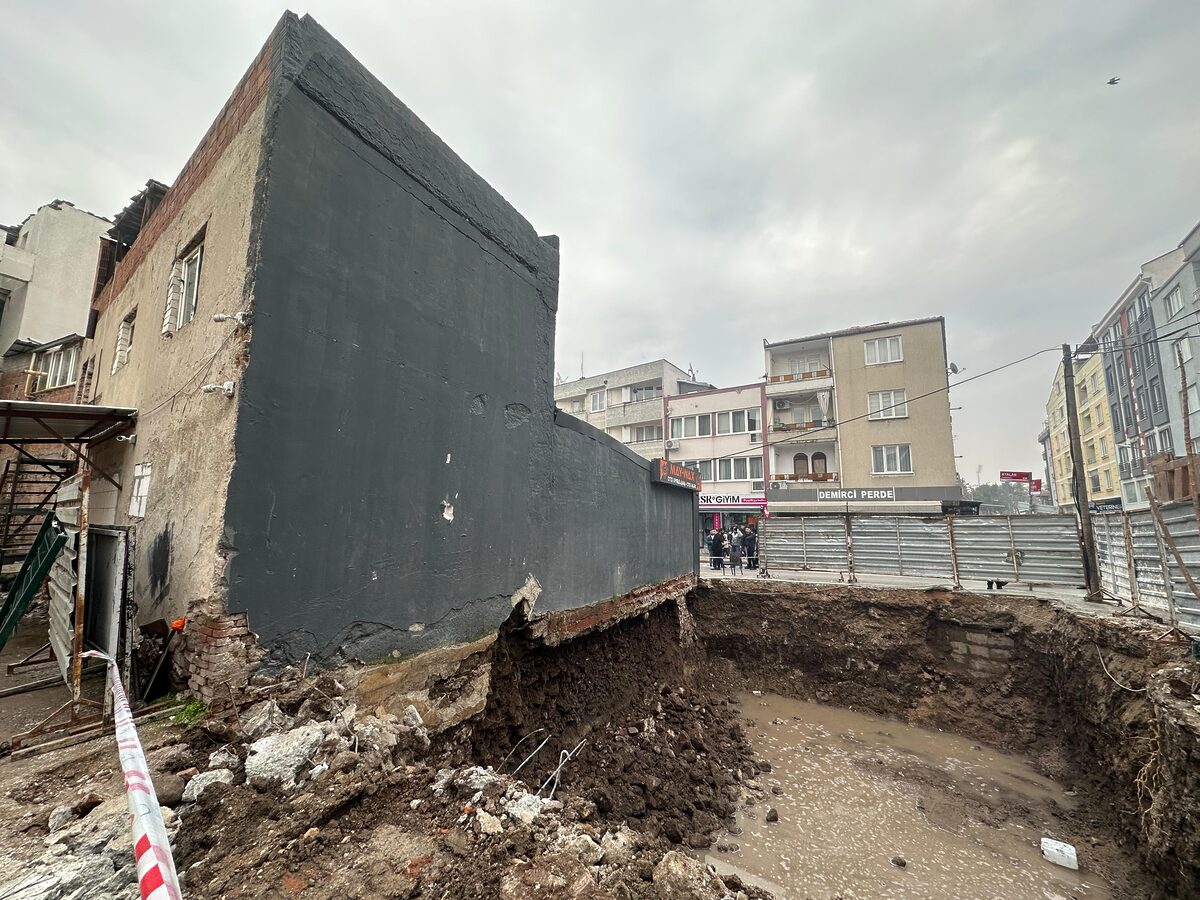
[755,510,1200,630]
[1091,507,1200,629]
[759,514,1086,587]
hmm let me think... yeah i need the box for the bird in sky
[1107,76,1121,85]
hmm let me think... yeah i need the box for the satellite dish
[948,363,960,375]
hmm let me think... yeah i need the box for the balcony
[624,438,662,460]
[602,397,664,428]
[770,420,834,435]
[0,242,35,290]
[765,368,833,397]
[771,471,839,483]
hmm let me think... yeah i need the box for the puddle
[707,693,1111,899]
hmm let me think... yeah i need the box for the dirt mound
[470,598,758,848]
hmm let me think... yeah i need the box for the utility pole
[1062,344,1102,600]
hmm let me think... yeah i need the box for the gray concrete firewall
[222,15,696,665]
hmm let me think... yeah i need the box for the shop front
[699,492,768,533]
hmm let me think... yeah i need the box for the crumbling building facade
[75,13,697,714]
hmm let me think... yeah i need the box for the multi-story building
[663,383,767,531]
[1095,249,1184,508]
[762,317,961,514]
[1042,341,1121,512]
[0,200,112,355]
[1149,220,1200,456]
[55,12,697,711]
[553,360,711,460]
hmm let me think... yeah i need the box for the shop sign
[1031,478,1043,493]
[817,488,896,501]
[651,459,701,491]
[698,494,768,508]
[1089,498,1123,514]
[1000,470,1032,482]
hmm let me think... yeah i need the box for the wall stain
[148,528,172,608]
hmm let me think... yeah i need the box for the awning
[0,401,137,489]
[0,400,137,444]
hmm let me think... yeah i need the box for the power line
[688,345,1062,466]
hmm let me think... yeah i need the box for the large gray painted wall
[223,16,695,664]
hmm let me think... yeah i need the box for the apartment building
[763,317,960,513]
[553,360,711,460]
[1042,342,1121,513]
[1095,250,1183,508]
[0,200,111,355]
[663,383,767,530]
[1150,220,1200,455]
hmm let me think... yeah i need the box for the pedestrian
[704,529,715,569]
[745,527,758,570]
[732,527,743,551]
[720,532,732,572]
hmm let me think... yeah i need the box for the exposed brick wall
[173,611,265,707]
[92,35,274,315]
[531,574,697,646]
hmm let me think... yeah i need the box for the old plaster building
[64,12,697,714]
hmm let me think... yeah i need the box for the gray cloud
[3,1,1197,481]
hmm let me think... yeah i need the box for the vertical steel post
[947,515,961,588]
[1063,343,1103,599]
[1122,511,1140,610]
[844,514,857,583]
[1006,515,1022,582]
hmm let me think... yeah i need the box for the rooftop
[764,316,944,349]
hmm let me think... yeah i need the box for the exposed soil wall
[691,580,1200,899]
[471,598,758,848]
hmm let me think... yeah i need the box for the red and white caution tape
[82,651,182,900]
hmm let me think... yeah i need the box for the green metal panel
[0,514,67,652]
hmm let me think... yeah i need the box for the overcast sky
[3,1,1198,482]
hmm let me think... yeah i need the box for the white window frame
[1175,337,1193,366]
[864,335,903,365]
[129,462,152,518]
[1166,286,1184,319]
[633,424,662,443]
[714,455,763,482]
[629,383,662,403]
[715,408,761,435]
[590,391,606,412]
[669,414,711,439]
[871,443,913,474]
[867,389,908,420]
[683,459,713,482]
[179,243,203,329]
[112,309,136,374]
[33,344,80,392]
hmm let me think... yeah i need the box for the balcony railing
[767,369,832,384]
[772,472,839,482]
[770,420,833,433]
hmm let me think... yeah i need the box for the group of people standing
[704,525,758,574]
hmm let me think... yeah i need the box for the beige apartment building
[1043,345,1121,512]
[763,317,961,513]
[553,360,711,460]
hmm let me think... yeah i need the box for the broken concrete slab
[245,725,323,787]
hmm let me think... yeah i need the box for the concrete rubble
[0,664,768,900]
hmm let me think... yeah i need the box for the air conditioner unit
[752,480,765,491]
[773,399,792,411]
[770,481,786,490]
[749,432,761,443]
[664,439,678,450]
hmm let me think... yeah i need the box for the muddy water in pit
[708,693,1111,900]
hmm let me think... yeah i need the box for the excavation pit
[470,578,1199,898]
